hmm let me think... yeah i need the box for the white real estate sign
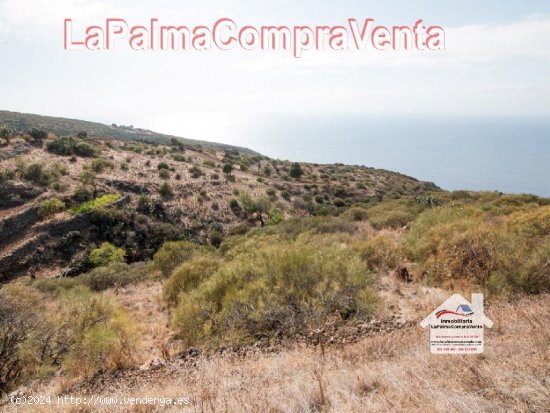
[420,293,493,354]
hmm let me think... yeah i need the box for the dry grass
[5,294,548,413]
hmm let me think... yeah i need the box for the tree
[240,193,271,226]
[28,128,48,142]
[0,125,14,145]
[77,131,88,139]
[223,163,233,178]
[289,162,304,179]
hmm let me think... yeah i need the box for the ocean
[218,115,550,197]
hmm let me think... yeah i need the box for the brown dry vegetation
[4,293,548,413]
[1,122,549,413]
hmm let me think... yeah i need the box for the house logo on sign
[420,293,493,354]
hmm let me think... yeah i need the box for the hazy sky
[1,0,549,143]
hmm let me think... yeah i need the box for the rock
[179,347,201,359]
[396,267,413,283]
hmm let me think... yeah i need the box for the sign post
[420,293,493,354]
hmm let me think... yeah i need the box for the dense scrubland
[1,120,549,412]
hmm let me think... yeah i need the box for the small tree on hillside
[240,193,271,226]
[28,128,48,143]
[0,125,14,145]
[223,163,233,178]
[289,162,304,179]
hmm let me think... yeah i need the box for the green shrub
[91,158,114,173]
[71,193,121,214]
[164,256,219,306]
[89,242,126,267]
[189,166,204,178]
[0,284,138,388]
[28,128,47,142]
[46,136,100,157]
[157,161,170,170]
[403,203,550,294]
[159,168,170,179]
[33,262,148,293]
[0,285,48,392]
[355,235,401,271]
[289,162,304,178]
[0,168,15,182]
[342,206,369,221]
[368,198,428,229]
[38,198,66,219]
[171,240,378,346]
[59,287,138,377]
[267,208,284,225]
[333,198,346,207]
[159,182,173,198]
[22,162,49,185]
[153,241,213,277]
[223,163,233,176]
[172,154,186,162]
[266,187,277,197]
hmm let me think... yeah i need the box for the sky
[1,0,549,143]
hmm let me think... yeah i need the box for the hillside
[0,110,258,154]
[0,125,438,281]
[1,119,548,413]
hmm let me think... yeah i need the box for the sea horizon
[197,115,550,197]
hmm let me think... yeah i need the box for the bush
[33,262,148,293]
[342,206,369,221]
[157,161,170,170]
[355,235,401,271]
[28,128,47,142]
[368,198,428,229]
[267,208,284,225]
[210,230,224,247]
[189,166,203,178]
[46,136,100,157]
[152,240,213,277]
[164,256,219,306]
[38,198,66,219]
[159,182,173,198]
[289,162,304,178]
[333,198,346,207]
[223,163,233,176]
[22,162,49,185]
[89,242,126,267]
[91,158,114,173]
[0,284,138,389]
[171,240,378,346]
[59,287,138,378]
[71,193,121,214]
[0,285,46,393]
[159,168,170,179]
[266,187,277,197]
[403,204,550,294]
